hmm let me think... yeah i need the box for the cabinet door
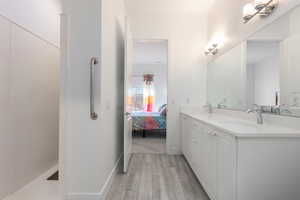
[190,120,203,174]
[206,130,217,200]
[193,122,205,181]
[180,115,191,159]
[216,132,236,200]
[180,115,187,156]
[199,126,217,200]
[186,118,197,164]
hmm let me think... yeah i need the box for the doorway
[130,39,168,154]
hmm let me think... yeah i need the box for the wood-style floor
[106,137,210,200]
[132,136,166,154]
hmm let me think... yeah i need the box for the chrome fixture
[249,105,293,116]
[203,103,213,114]
[243,0,279,23]
[205,43,218,56]
[281,108,293,115]
[217,103,227,109]
[279,104,293,115]
[247,104,263,124]
[90,57,98,120]
[217,98,227,109]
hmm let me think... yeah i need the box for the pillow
[159,104,167,112]
[159,104,167,116]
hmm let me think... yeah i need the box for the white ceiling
[125,0,213,15]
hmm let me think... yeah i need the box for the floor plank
[132,136,166,154]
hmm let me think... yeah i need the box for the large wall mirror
[207,5,300,117]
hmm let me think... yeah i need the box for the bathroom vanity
[194,5,300,200]
[180,110,300,200]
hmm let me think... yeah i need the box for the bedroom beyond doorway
[131,39,168,153]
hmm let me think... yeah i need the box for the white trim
[59,13,70,200]
[66,155,122,200]
[99,154,122,199]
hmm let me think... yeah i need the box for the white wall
[0,0,61,46]
[0,15,59,200]
[125,0,208,154]
[247,42,280,106]
[207,43,247,110]
[134,41,168,65]
[61,0,126,198]
[280,6,300,112]
[253,58,280,106]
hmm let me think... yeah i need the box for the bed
[132,105,167,137]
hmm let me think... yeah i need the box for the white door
[201,127,217,200]
[123,17,133,173]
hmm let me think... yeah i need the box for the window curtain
[143,74,155,112]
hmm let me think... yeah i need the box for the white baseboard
[66,154,122,200]
[99,154,122,199]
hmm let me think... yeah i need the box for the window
[132,88,144,111]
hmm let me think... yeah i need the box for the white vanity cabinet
[180,113,300,200]
[181,115,193,163]
[215,131,236,200]
[181,114,235,200]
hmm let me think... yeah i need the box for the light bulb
[243,3,256,20]
[254,0,270,10]
[258,0,278,16]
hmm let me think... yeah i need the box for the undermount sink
[220,120,257,127]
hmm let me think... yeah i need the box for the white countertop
[181,111,300,138]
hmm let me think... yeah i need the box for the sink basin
[221,120,257,127]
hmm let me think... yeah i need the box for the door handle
[125,112,131,116]
[125,112,132,120]
[208,130,217,136]
[90,57,98,120]
[125,112,132,121]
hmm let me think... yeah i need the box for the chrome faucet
[280,104,293,115]
[203,103,213,114]
[217,103,227,109]
[247,104,263,124]
[217,98,227,109]
[281,108,293,114]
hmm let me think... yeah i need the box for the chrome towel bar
[90,57,98,120]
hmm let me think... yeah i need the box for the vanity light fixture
[243,0,279,23]
[205,43,218,56]
[243,3,256,21]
